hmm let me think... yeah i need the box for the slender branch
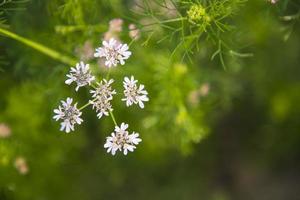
[128,38,135,47]
[91,82,97,89]
[109,110,118,126]
[105,67,111,80]
[79,101,92,110]
[0,28,77,66]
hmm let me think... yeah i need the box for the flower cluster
[53,98,83,133]
[122,76,149,108]
[65,61,95,91]
[104,123,142,155]
[53,38,148,155]
[90,79,116,119]
[94,38,131,67]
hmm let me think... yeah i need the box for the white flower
[122,76,149,108]
[65,61,95,91]
[90,79,116,100]
[94,38,131,67]
[104,123,142,155]
[53,97,83,133]
[90,79,116,119]
[90,97,113,119]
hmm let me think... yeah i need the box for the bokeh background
[1,0,300,199]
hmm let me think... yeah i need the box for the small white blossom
[90,79,116,119]
[90,79,116,100]
[122,76,149,108]
[53,97,83,133]
[65,61,95,91]
[104,123,142,155]
[94,38,131,67]
[90,97,113,119]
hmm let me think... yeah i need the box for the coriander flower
[122,76,149,108]
[53,97,83,133]
[104,123,142,155]
[90,79,116,119]
[94,38,131,67]
[90,97,113,119]
[90,79,116,100]
[65,61,95,91]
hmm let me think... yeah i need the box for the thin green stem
[79,101,92,110]
[105,68,111,80]
[0,28,77,66]
[91,82,97,89]
[141,17,187,28]
[128,38,135,47]
[218,40,226,70]
[109,110,118,126]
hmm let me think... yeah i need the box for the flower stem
[128,39,135,47]
[91,82,97,89]
[142,17,187,27]
[0,28,77,66]
[109,110,118,126]
[79,101,92,110]
[105,68,111,80]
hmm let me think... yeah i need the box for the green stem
[105,68,111,80]
[79,101,92,110]
[0,28,77,66]
[91,82,97,89]
[142,17,187,27]
[128,38,135,47]
[109,110,118,126]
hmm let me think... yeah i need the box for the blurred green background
[1,0,300,199]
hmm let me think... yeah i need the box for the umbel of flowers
[53,38,149,155]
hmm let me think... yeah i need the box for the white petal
[138,101,144,109]
[65,79,73,85]
[66,98,73,105]
[65,124,70,133]
[123,148,128,155]
[139,95,149,101]
[60,123,66,132]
